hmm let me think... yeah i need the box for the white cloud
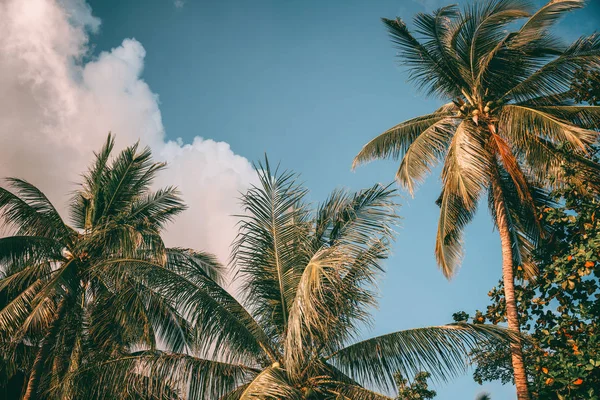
[173,0,185,9]
[0,0,256,265]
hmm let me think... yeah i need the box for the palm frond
[17,261,79,338]
[21,297,70,400]
[490,132,534,204]
[71,133,115,230]
[91,272,197,353]
[239,366,301,400]
[285,245,354,374]
[87,352,259,400]
[465,0,532,82]
[286,185,398,360]
[413,5,470,91]
[311,183,393,278]
[231,158,310,337]
[326,323,518,392]
[509,0,585,48]
[451,0,534,92]
[0,260,54,300]
[97,142,166,223]
[505,33,600,102]
[127,187,187,230]
[529,105,600,130]
[0,236,62,274]
[0,180,71,242]
[218,384,250,400]
[395,118,456,194]
[0,280,48,335]
[433,122,491,276]
[509,132,600,193]
[442,121,491,207]
[501,105,598,151]
[435,189,478,279]
[42,296,85,399]
[167,247,223,285]
[320,184,399,256]
[93,258,275,364]
[382,18,465,97]
[352,110,455,173]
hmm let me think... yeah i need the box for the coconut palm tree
[94,160,517,400]
[0,135,221,399]
[352,1,600,398]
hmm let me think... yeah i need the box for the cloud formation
[0,0,256,264]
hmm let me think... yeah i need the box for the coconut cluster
[455,100,498,125]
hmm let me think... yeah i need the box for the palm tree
[96,160,517,400]
[353,1,600,399]
[0,134,221,399]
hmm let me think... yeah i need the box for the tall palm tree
[95,160,517,400]
[0,135,221,399]
[353,1,600,399]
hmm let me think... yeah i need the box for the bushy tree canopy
[571,68,600,106]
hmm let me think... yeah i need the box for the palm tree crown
[354,0,600,277]
[0,135,220,399]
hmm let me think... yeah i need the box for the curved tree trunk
[495,199,530,400]
[22,299,68,400]
[22,344,44,400]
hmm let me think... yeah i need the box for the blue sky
[83,1,599,398]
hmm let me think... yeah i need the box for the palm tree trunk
[22,345,44,400]
[22,299,67,400]
[495,201,530,400]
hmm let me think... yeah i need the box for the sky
[0,0,599,398]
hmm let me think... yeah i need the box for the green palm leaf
[326,323,518,391]
[239,367,301,400]
[353,110,455,174]
[0,180,72,243]
[505,33,600,102]
[509,0,585,48]
[395,117,456,194]
[232,158,310,337]
[86,352,259,400]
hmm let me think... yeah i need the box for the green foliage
[0,143,519,399]
[355,3,600,397]
[91,158,519,399]
[0,134,221,399]
[571,68,600,105]
[395,371,437,400]
[458,187,600,399]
